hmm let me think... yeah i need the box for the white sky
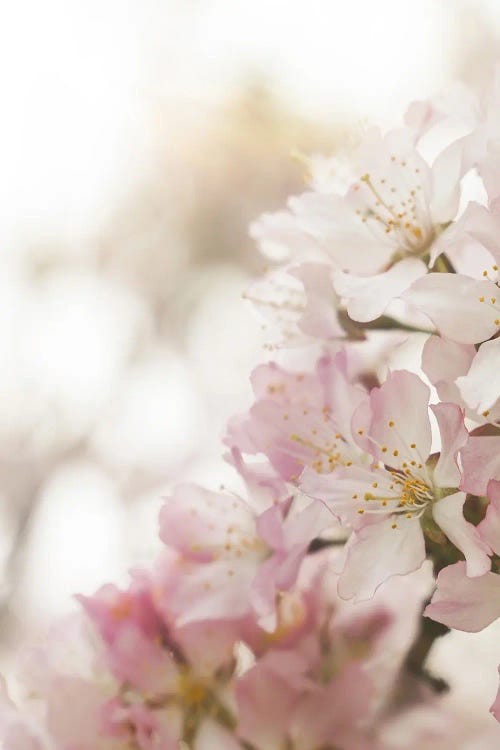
[1,0,496,248]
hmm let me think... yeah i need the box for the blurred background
[0,0,499,730]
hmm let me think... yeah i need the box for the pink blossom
[226,350,367,482]
[250,125,490,335]
[237,656,374,750]
[288,127,462,273]
[303,371,491,598]
[157,483,330,626]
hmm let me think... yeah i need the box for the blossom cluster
[2,76,500,747]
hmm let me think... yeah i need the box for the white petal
[432,491,492,577]
[338,516,426,601]
[334,258,427,323]
[403,273,500,344]
[456,338,500,418]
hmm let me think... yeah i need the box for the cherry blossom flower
[250,124,496,338]
[302,370,492,598]
[4,579,245,750]
[225,350,367,483]
[157,483,330,627]
[243,262,344,349]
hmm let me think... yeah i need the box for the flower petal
[456,338,500,420]
[460,435,500,496]
[352,369,432,466]
[479,479,500,556]
[425,561,500,631]
[403,273,500,344]
[432,491,492,577]
[334,258,427,323]
[421,335,475,406]
[338,516,426,601]
[431,403,468,488]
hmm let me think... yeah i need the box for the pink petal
[432,491,492,576]
[431,403,468,488]
[317,349,367,444]
[163,556,259,625]
[236,657,300,749]
[159,485,255,561]
[456,338,500,419]
[290,663,374,748]
[402,273,500,344]
[353,370,432,466]
[460,435,500,496]
[333,258,427,323]
[425,561,500,631]
[479,479,500,556]
[338,517,426,600]
[290,263,344,339]
[421,335,475,406]
[299,465,383,528]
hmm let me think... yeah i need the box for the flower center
[351,156,437,259]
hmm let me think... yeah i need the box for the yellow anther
[479,296,485,303]
[393,449,399,457]
[391,522,397,529]
[410,443,416,449]
[388,420,395,427]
